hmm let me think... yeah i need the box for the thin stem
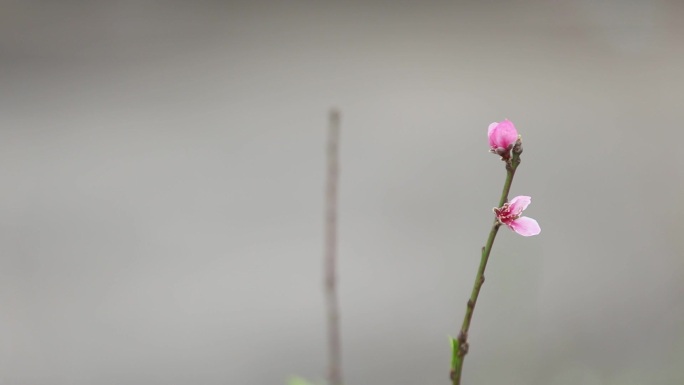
[451,151,521,385]
[498,161,517,207]
[325,109,342,385]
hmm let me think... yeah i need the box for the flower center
[494,203,520,224]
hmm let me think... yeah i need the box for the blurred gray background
[1,1,683,384]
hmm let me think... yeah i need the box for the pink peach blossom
[488,120,518,156]
[493,195,541,236]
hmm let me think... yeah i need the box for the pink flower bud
[488,120,518,157]
[493,196,541,236]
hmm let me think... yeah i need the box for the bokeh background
[1,1,683,384]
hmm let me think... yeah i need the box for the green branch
[451,146,521,385]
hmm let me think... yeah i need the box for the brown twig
[325,109,342,385]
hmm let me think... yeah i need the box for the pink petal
[508,216,541,236]
[488,120,518,149]
[508,196,531,214]
[488,122,498,137]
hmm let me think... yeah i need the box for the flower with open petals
[493,196,541,236]
[488,120,518,158]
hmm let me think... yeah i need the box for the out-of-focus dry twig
[324,109,342,385]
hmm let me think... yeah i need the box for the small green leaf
[453,354,462,371]
[449,336,460,369]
